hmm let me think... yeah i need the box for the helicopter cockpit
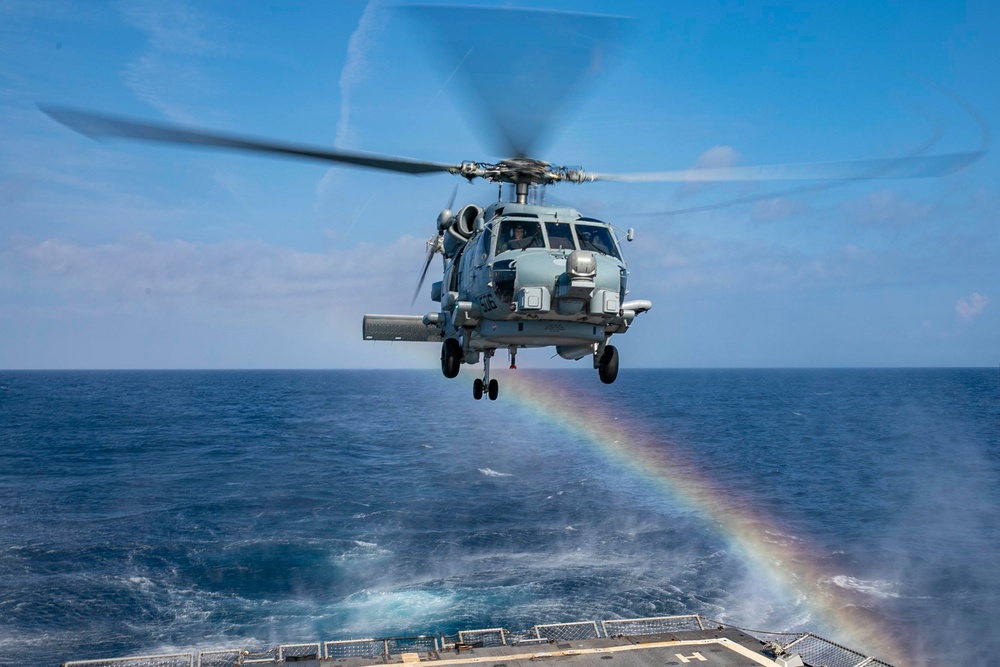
[574,222,621,259]
[496,219,543,252]
[494,218,621,259]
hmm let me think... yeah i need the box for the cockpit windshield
[494,218,620,259]
[545,222,575,250]
[497,219,543,252]
[574,223,620,259]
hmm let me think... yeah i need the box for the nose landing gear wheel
[473,378,484,400]
[488,378,499,400]
[441,338,461,379]
[598,344,619,384]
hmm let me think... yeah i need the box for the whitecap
[478,468,512,477]
[826,575,900,599]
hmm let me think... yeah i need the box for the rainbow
[501,370,909,665]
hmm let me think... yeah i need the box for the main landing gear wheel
[441,338,461,379]
[598,344,619,384]
[473,349,499,400]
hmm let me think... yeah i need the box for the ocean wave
[825,575,901,599]
[478,468,512,477]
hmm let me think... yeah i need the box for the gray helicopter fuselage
[362,198,651,393]
[431,202,648,360]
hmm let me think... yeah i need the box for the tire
[441,338,461,379]
[488,379,499,400]
[598,345,619,384]
[473,378,484,400]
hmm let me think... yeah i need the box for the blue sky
[1,0,996,369]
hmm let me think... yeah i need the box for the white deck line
[413,638,778,666]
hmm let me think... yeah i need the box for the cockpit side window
[574,224,620,259]
[497,219,543,252]
[481,224,492,257]
[474,225,492,266]
[544,222,575,251]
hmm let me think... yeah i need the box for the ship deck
[59,615,890,667]
[326,630,789,667]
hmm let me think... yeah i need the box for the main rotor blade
[39,105,460,176]
[583,151,986,183]
[401,6,630,158]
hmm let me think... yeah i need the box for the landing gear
[472,349,499,400]
[441,338,461,379]
[598,344,619,384]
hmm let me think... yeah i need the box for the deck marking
[425,638,776,667]
[675,652,707,663]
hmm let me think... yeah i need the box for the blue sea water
[0,369,997,666]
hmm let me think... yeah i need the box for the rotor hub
[453,158,590,186]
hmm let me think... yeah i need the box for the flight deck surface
[59,615,889,667]
[340,631,788,667]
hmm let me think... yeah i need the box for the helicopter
[39,7,986,400]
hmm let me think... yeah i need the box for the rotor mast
[515,182,529,204]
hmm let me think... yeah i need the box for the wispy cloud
[629,228,886,292]
[678,145,741,199]
[842,188,934,226]
[955,292,989,323]
[335,1,384,151]
[118,0,229,122]
[315,0,386,212]
[0,232,439,369]
[751,195,810,222]
[1,233,425,315]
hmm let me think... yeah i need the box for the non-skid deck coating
[280,631,782,667]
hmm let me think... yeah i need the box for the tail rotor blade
[412,237,440,306]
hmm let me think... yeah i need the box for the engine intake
[443,204,482,257]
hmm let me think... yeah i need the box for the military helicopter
[40,7,985,400]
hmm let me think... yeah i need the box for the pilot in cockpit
[500,221,537,252]
[511,224,525,247]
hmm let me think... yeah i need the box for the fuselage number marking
[479,293,498,313]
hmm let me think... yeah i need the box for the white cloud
[695,145,740,170]
[0,232,446,369]
[751,196,808,222]
[2,233,426,314]
[844,188,934,226]
[677,145,742,200]
[955,292,989,323]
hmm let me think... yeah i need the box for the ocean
[1,369,997,666]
